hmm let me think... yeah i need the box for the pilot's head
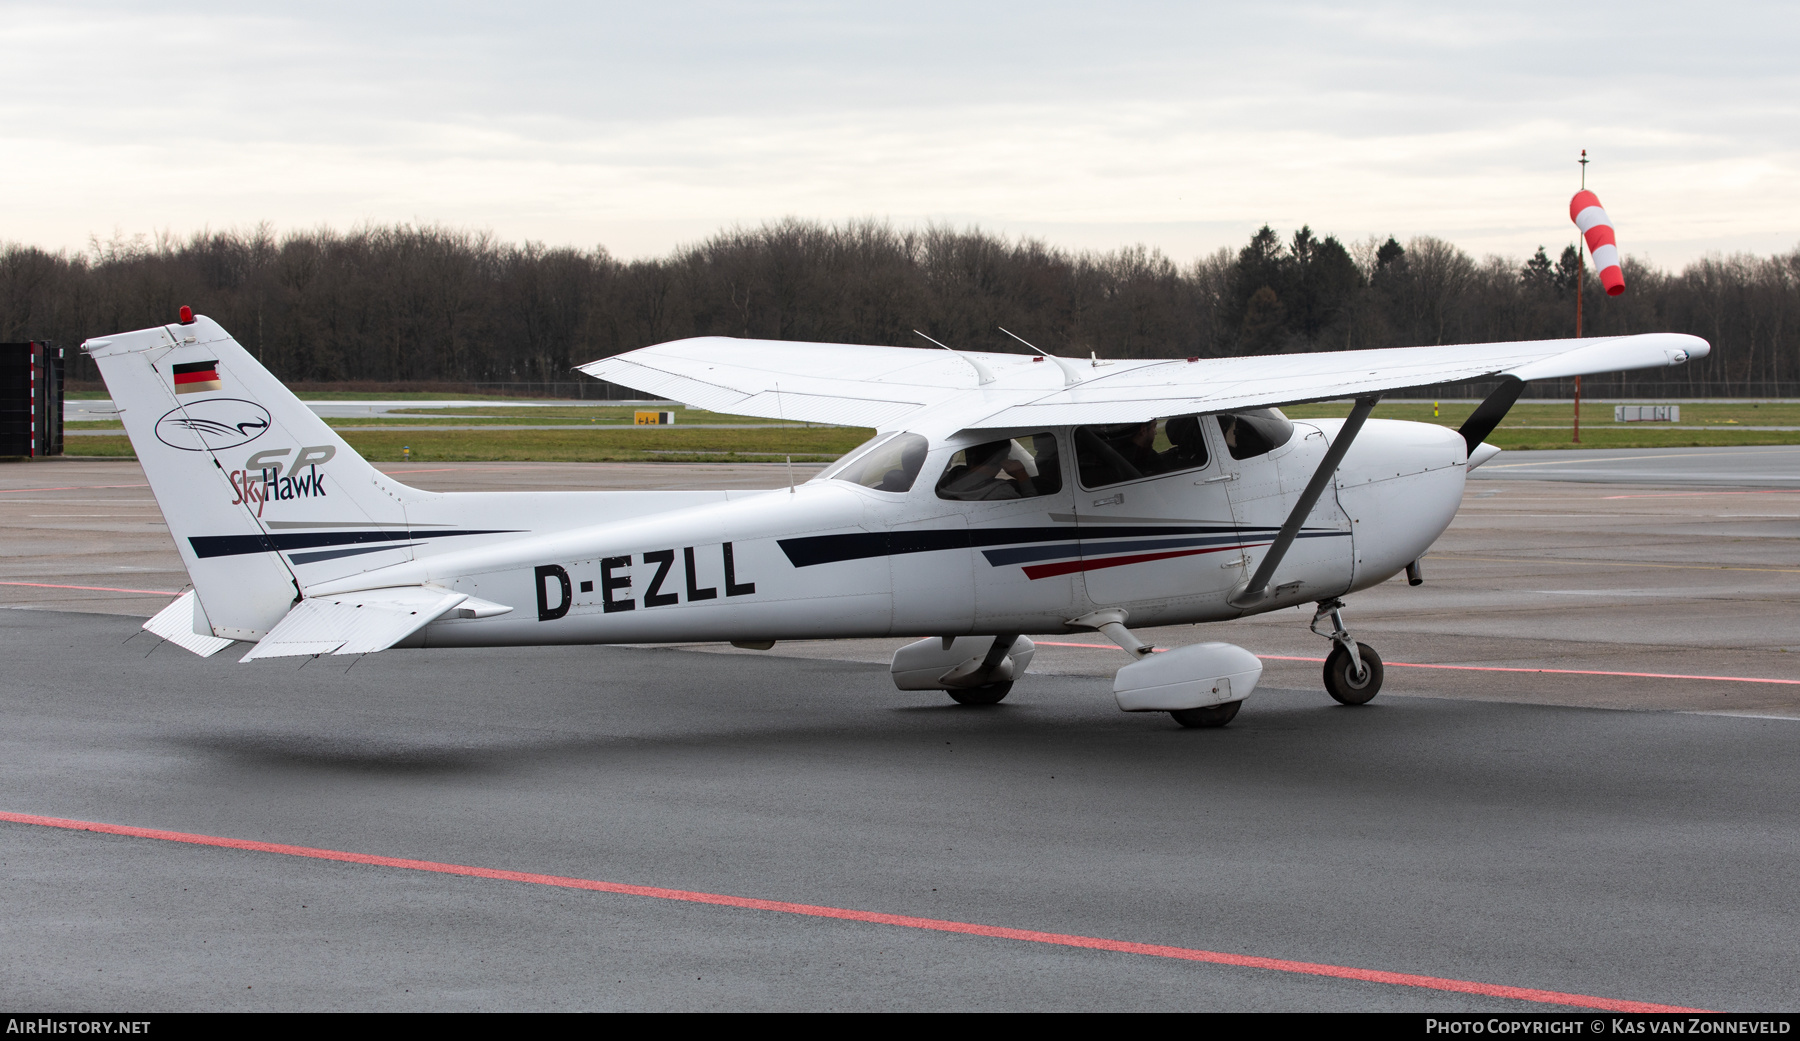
[1166,414,1201,447]
[971,442,1011,471]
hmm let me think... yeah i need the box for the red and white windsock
[1569,190,1625,296]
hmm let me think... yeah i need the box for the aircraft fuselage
[301,416,1468,649]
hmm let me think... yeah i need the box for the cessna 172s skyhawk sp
[102,311,1706,727]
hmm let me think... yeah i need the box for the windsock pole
[1574,150,1587,444]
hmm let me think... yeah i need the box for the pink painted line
[1036,643,1800,686]
[379,467,467,474]
[1256,654,1800,686]
[0,483,149,494]
[380,465,542,474]
[0,581,180,596]
[0,810,1706,1013]
[1602,489,1794,500]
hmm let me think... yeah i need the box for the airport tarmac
[1470,443,1800,485]
[2,451,1799,1010]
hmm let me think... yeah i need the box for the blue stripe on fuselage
[189,528,520,559]
[778,524,1334,569]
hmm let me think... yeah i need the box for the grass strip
[376,406,774,422]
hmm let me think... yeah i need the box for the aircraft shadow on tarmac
[157,679,1375,780]
[2,609,1760,815]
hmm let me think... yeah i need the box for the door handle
[1091,494,1124,507]
[1199,473,1238,484]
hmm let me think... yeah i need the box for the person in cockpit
[1159,414,1207,469]
[938,440,1036,500]
[1114,420,1162,476]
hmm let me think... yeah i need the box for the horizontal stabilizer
[239,587,507,662]
[142,591,235,658]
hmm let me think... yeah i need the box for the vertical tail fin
[85,314,423,640]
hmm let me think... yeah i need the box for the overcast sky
[4,1,1796,267]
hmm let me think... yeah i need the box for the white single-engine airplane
[98,310,1706,727]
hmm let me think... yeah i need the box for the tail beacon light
[1570,190,1625,296]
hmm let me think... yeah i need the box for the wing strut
[1457,377,1526,454]
[1229,396,1380,609]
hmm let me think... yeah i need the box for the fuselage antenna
[999,326,1083,388]
[913,330,997,386]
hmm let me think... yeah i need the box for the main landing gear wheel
[1323,642,1384,705]
[1170,700,1241,729]
[947,681,1012,706]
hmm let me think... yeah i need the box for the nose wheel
[1323,641,1383,705]
[1312,599,1384,705]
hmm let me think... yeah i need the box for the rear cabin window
[1074,415,1210,489]
[1216,409,1295,460]
[936,433,1063,501]
[827,432,930,492]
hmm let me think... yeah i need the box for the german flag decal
[172,360,222,394]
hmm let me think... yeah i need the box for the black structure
[0,342,64,458]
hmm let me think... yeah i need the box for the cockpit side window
[936,433,1062,501]
[1074,414,1210,489]
[1216,408,1295,460]
[829,431,930,492]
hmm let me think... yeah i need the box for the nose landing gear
[1312,598,1384,705]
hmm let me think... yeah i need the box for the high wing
[578,338,986,427]
[581,332,1708,430]
[967,333,1707,428]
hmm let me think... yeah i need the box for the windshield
[828,432,930,492]
[817,432,898,482]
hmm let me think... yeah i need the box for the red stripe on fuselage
[1022,542,1269,580]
